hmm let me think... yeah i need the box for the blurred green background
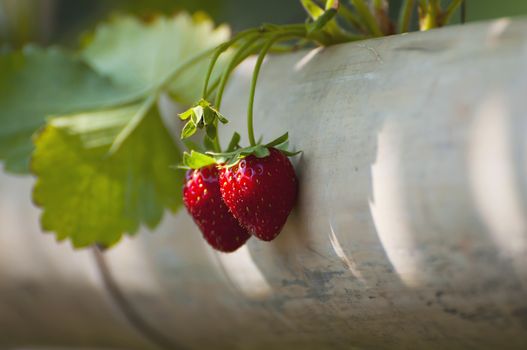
[1,0,527,48]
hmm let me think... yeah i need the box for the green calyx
[179,99,228,140]
[179,0,466,172]
[181,132,300,170]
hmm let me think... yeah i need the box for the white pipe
[1,18,527,350]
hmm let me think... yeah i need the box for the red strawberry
[183,166,250,252]
[219,147,298,241]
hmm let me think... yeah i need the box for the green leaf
[181,120,197,139]
[279,149,303,157]
[183,150,216,169]
[253,146,270,158]
[301,0,325,20]
[82,13,231,105]
[308,8,338,33]
[178,108,194,120]
[274,140,290,152]
[266,132,289,147]
[216,110,229,124]
[203,106,215,125]
[0,46,140,173]
[191,105,204,126]
[205,124,217,139]
[226,132,241,152]
[31,104,183,248]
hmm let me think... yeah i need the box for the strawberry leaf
[181,120,198,139]
[82,13,230,105]
[178,108,194,120]
[179,99,228,143]
[0,46,140,173]
[205,124,217,139]
[183,150,216,169]
[226,132,241,152]
[266,132,289,148]
[31,103,183,248]
[279,149,303,157]
[307,8,338,34]
[301,0,325,20]
[216,110,229,124]
[192,105,204,126]
[253,146,271,158]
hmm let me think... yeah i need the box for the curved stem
[398,0,415,33]
[209,36,263,153]
[420,0,440,30]
[350,0,383,36]
[212,127,221,153]
[201,28,261,98]
[338,5,369,34]
[442,0,463,25]
[247,31,305,146]
[215,34,262,109]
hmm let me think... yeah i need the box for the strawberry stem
[202,28,261,99]
[350,0,383,36]
[398,0,415,33]
[215,34,262,110]
[442,0,464,25]
[247,30,305,146]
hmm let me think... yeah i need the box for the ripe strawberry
[219,147,298,241]
[183,166,250,252]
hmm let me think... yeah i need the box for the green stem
[325,0,338,10]
[398,0,415,33]
[159,46,216,90]
[201,28,261,98]
[205,76,221,98]
[247,31,305,146]
[210,35,264,153]
[350,0,383,36]
[260,23,307,33]
[442,0,463,25]
[338,5,368,33]
[420,0,440,30]
[215,34,262,109]
[212,128,221,152]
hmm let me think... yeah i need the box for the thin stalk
[159,46,216,90]
[398,0,415,33]
[215,34,262,109]
[338,5,369,33]
[269,41,309,53]
[209,36,266,153]
[350,0,383,36]
[442,0,463,25]
[419,0,440,30]
[205,75,221,98]
[247,31,305,146]
[201,28,261,98]
[460,0,466,24]
[325,0,339,10]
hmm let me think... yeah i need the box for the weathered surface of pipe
[0,18,526,349]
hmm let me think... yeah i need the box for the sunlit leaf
[82,13,230,105]
[183,150,216,169]
[0,46,140,173]
[32,103,183,247]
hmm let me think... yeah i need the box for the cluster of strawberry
[183,148,297,252]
